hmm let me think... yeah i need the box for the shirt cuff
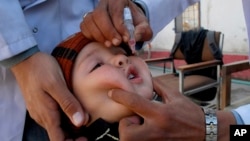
[232,104,250,124]
[132,0,150,22]
[231,110,244,125]
[0,46,40,68]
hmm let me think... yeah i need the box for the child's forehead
[83,42,131,56]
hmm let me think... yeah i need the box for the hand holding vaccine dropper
[124,7,136,54]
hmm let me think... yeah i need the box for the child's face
[72,42,153,125]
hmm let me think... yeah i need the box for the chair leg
[163,62,166,73]
[220,74,231,110]
[179,72,184,94]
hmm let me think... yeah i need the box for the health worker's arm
[140,0,200,37]
[0,1,38,67]
[0,2,87,141]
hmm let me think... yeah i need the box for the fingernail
[72,112,83,126]
[105,40,112,47]
[112,38,121,46]
[123,35,128,42]
[108,89,113,98]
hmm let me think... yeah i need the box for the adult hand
[109,78,205,141]
[80,0,152,47]
[11,52,89,141]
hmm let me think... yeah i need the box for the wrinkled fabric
[0,1,95,140]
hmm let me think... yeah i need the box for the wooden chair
[220,60,250,109]
[146,28,224,107]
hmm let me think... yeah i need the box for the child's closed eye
[90,63,103,72]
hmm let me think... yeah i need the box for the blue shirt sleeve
[231,110,245,125]
[232,104,250,124]
[0,46,39,68]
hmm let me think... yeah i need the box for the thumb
[49,81,89,127]
[46,124,65,141]
[134,22,152,41]
[119,116,139,132]
[119,116,149,141]
[120,116,141,126]
[119,116,142,141]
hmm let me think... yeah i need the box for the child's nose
[113,55,129,67]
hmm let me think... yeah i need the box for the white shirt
[0,0,200,140]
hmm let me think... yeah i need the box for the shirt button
[33,27,38,33]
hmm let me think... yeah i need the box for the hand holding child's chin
[122,115,141,124]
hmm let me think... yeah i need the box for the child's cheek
[92,65,134,91]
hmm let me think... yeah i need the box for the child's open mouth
[126,65,142,84]
[128,73,135,79]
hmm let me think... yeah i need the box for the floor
[148,65,250,111]
[226,82,250,110]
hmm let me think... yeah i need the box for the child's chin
[137,87,154,99]
[141,92,154,100]
[108,111,135,123]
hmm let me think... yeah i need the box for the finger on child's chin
[119,116,141,133]
[108,89,156,118]
[123,115,141,125]
[152,79,169,103]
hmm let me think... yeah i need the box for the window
[175,2,200,32]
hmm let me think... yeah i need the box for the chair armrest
[145,57,173,64]
[222,60,250,74]
[177,60,221,72]
[220,60,250,110]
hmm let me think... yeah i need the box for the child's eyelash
[90,63,103,72]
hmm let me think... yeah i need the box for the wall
[150,0,249,55]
